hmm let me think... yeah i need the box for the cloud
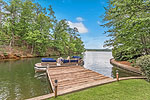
[97,21,101,25]
[76,17,84,21]
[67,21,88,33]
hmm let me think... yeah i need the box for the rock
[7,54,17,59]
[21,55,27,58]
[14,53,21,57]
[0,54,4,59]
[26,54,34,58]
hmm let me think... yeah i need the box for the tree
[102,0,150,60]
[52,20,85,55]
[52,19,69,54]
[3,0,22,47]
[0,0,85,56]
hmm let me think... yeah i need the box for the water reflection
[84,51,113,77]
[83,51,139,78]
[112,66,140,78]
[0,58,50,100]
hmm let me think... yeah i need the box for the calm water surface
[0,58,50,100]
[0,51,139,100]
[83,51,139,78]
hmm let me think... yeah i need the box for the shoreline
[0,52,80,61]
[110,58,141,74]
[0,53,41,61]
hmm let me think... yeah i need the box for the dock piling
[116,70,119,81]
[54,80,58,98]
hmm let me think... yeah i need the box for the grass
[49,79,150,100]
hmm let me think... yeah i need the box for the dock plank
[47,66,112,92]
[27,75,146,100]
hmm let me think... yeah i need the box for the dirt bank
[0,46,59,60]
[110,58,141,74]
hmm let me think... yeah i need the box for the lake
[0,51,139,100]
[83,51,139,78]
[0,58,50,100]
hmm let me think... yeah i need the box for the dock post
[116,70,119,81]
[77,58,79,66]
[54,80,58,98]
[47,64,49,69]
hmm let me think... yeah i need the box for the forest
[0,0,85,56]
[103,0,150,61]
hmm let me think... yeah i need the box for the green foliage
[112,46,142,61]
[103,0,150,60]
[3,52,8,56]
[0,31,10,45]
[0,0,85,56]
[128,59,136,67]
[136,55,150,81]
[52,19,85,55]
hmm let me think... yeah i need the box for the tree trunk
[9,40,12,47]
[31,44,34,54]
[12,31,15,47]
[0,5,1,26]
[141,34,149,55]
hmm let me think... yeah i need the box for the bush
[3,52,8,56]
[112,46,142,61]
[136,55,150,81]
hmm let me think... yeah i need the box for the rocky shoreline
[0,53,36,60]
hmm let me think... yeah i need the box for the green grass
[49,79,150,100]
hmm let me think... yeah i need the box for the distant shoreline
[86,49,112,52]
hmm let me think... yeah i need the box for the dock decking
[27,65,145,100]
[47,65,112,94]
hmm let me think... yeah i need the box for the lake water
[0,58,50,100]
[0,51,139,100]
[83,51,139,78]
[84,51,113,77]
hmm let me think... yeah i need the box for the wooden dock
[47,65,112,94]
[27,65,145,100]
